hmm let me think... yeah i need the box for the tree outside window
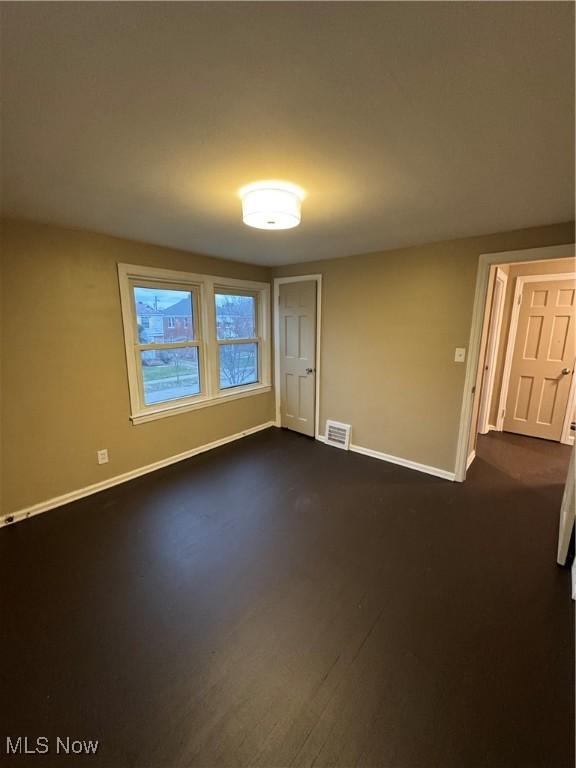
[215,294,258,388]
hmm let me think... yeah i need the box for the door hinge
[501,409,506,418]
[471,385,476,394]
[517,293,522,306]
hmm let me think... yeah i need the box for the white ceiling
[1,2,574,266]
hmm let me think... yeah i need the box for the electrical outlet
[454,347,466,363]
[97,449,109,465]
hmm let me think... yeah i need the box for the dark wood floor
[1,428,573,767]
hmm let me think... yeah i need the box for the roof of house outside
[161,297,192,317]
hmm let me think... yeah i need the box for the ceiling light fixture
[239,180,305,230]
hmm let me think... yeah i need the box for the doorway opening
[468,256,575,460]
[273,275,322,438]
[456,244,575,480]
[458,245,575,577]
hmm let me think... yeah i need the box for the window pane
[215,294,256,340]
[134,286,194,343]
[219,343,258,389]
[140,347,200,405]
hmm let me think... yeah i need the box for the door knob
[561,368,571,375]
[305,367,315,374]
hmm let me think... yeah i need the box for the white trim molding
[273,275,322,438]
[560,370,576,446]
[317,435,455,481]
[557,446,575,567]
[129,384,272,425]
[454,243,576,482]
[477,266,508,434]
[1,421,276,528]
[466,450,476,470]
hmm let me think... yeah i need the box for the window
[132,285,199,406]
[118,264,270,423]
[215,293,258,389]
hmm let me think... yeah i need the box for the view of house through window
[134,286,200,405]
[120,266,270,421]
[215,293,258,389]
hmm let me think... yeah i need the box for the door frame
[273,275,323,438]
[454,243,575,482]
[557,447,575,566]
[496,271,576,440]
[478,266,508,434]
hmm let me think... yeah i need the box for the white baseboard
[488,424,498,432]
[316,436,454,481]
[350,444,456,481]
[1,421,276,528]
[466,450,476,470]
[572,559,576,601]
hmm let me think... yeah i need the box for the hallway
[473,430,572,489]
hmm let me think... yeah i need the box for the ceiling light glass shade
[240,181,304,230]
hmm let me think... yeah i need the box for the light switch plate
[454,347,466,363]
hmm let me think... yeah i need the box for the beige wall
[488,256,576,426]
[1,219,275,514]
[273,223,575,472]
[1,219,574,515]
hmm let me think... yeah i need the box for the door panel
[504,278,575,440]
[557,447,575,565]
[279,281,316,436]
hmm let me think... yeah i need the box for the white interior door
[557,446,575,566]
[504,278,575,441]
[278,281,317,437]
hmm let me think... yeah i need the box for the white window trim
[118,263,271,425]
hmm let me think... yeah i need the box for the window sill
[130,384,272,425]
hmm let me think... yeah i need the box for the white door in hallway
[279,281,317,437]
[504,278,575,441]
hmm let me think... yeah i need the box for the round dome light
[240,181,304,230]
